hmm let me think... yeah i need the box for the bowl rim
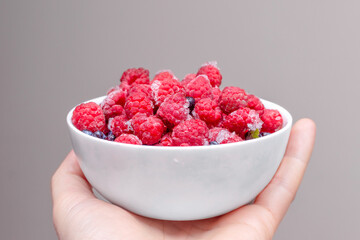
[66,96,293,151]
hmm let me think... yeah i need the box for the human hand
[51,118,315,240]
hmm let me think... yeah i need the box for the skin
[51,118,316,240]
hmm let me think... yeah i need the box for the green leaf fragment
[251,129,260,139]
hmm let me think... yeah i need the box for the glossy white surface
[66,96,292,220]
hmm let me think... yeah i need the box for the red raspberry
[131,114,166,145]
[260,109,283,133]
[185,75,213,103]
[247,94,264,116]
[151,78,185,106]
[157,92,190,127]
[193,98,222,127]
[222,107,263,138]
[219,86,248,114]
[108,115,132,137]
[172,119,209,146]
[127,84,153,100]
[208,127,243,144]
[158,133,173,146]
[72,102,106,132]
[181,73,196,87]
[114,134,142,145]
[196,61,222,87]
[124,93,154,119]
[212,87,222,103]
[151,70,177,84]
[120,68,150,85]
[101,89,127,119]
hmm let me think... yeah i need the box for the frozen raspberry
[172,119,209,146]
[124,93,154,119]
[131,114,166,145]
[120,68,150,85]
[101,89,127,119]
[114,134,142,145]
[72,102,106,132]
[108,115,132,137]
[181,73,196,87]
[212,87,222,103]
[185,75,213,103]
[193,98,222,127]
[208,127,243,144]
[247,94,264,116]
[196,61,222,87]
[151,78,185,106]
[157,93,190,127]
[219,86,248,114]
[127,84,153,99]
[260,109,283,133]
[151,70,177,84]
[222,107,263,138]
[158,133,173,146]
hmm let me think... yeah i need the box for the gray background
[0,0,359,239]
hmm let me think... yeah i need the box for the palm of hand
[55,195,274,240]
[52,119,315,240]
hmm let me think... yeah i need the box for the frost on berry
[208,127,242,144]
[247,110,263,131]
[150,80,161,105]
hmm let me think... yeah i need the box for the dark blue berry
[186,97,195,111]
[94,130,107,139]
[82,130,94,136]
[107,131,116,141]
[259,132,271,137]
[209,141,219,145]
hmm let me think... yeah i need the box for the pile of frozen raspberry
[71,62,283,146]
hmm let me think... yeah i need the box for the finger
[51,151,95,209]
[254,118,316,226]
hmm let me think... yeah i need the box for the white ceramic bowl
[67,96,292,221]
